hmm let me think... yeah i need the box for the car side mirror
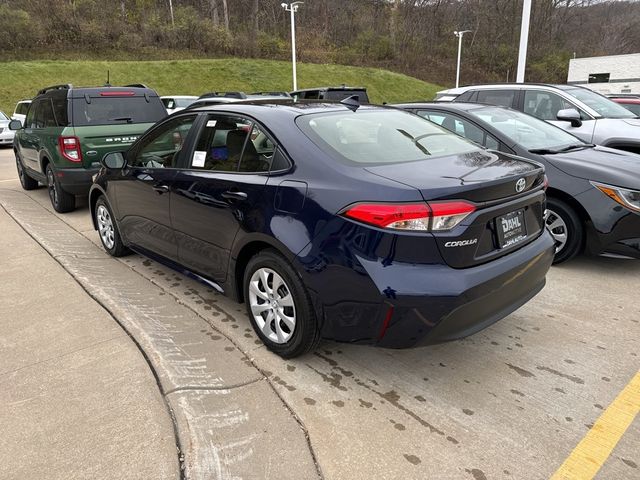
[101,151,126,169]
[9,120,22,130]
[557,108,582,128]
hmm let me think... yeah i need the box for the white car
[0,111,16,146]
[161,96,198,115]
[11,100,31,125]
[436,83,640,154]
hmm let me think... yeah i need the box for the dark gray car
[394,102,640,264]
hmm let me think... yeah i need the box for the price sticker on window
[192,151,206,168]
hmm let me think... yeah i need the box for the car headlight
[591,181,640,213]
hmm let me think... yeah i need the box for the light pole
[282,2,304,91]
[453,30,471,88]
[516,0,532,83]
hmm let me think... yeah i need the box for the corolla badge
[515,178,526,193]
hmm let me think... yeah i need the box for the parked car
[161,95,198,115]
[290,86,369,103]
[0,111,16,147]
[611,97,640,116]
[199,91,248,99]
[89,101,553,358]
[394,102,640,263]
[251,91,292,98]
[11,100,31,125]
[187,95,289,109]
[11,83,167,213]
[436,83,640,154]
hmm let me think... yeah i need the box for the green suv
[11,84,167,212]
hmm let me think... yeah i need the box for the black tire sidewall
[547,198,583,264]
[243,250,319,358]
[15,153,37,190]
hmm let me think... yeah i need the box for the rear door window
[24,101,39,129]
[189,115,252,171]
[72,96,167,126]
[475,90,517,108]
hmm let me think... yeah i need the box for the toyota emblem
[515,178,526,193]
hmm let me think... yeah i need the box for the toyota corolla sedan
[394,102,640,264]
[89,101,554,358]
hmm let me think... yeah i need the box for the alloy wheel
[248,267,296,344]
[96,205,115,250]
[544,208,568,254]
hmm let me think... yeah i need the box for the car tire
[46,164,75,213]
[545,197,583,265]
[243,249,320,358]
[95,196,129,257]
[15,152,38,190]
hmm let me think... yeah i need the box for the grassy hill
[0,58,441,115]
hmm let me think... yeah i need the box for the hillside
[0,59,442,115]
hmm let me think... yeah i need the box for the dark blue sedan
[89,101,554,358]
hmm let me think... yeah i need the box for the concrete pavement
[0,147,638,480]
[0,198,180,479]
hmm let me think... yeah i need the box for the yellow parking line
[550,370,640,480]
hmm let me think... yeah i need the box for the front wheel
[46,164,75,213]
[95,196,129,257]
[243,249,320,358]
[544,198,583,264]
[15,153,38,190]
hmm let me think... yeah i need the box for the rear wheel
[95,196,129,257]
[46,164,75,213]
[15,153,38,190]
[545,197,583,264]
[243,249,320,358]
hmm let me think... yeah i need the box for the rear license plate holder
[496,209,527,248]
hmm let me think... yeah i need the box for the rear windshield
[71,97,167,126]
[297,109,481,166]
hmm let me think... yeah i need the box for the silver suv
[436,84,640,154]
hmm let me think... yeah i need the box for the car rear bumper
[57,167,100,195]
[374,231,555,348]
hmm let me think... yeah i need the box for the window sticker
[206,120,217,128]
[192,150,207,167]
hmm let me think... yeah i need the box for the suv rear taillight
[58,136,82,162]
[342,201,476,232]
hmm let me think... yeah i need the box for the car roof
[437,83,586,95]
[161,95,198,99]
[291,86,366,93]
[392,101,486,112]
[35,84,158,98]
[186,100,387,117]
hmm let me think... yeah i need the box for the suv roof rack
[38,84,73,95]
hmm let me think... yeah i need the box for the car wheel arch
[231,236,297,303]
[546,187,592,227]
[89,187,107,230]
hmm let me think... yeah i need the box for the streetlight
[453,30,472,88]
[282,2,304,91]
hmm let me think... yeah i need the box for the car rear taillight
[429,201,476,231]
[342,200,475,232]
[58,136,82,162]
[543,175,549,191]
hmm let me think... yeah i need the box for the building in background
[568,53,640,95]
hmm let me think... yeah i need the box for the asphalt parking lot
[0,147,638,480]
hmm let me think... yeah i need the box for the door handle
[221,190,248,201]
[152,184,170,194]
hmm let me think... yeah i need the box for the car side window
[17,102,30,116]
[523,90,574,121]
[189,115,252,172]
[24,101,40,129]
[417,110,499,149]
[238,124,275,173]
[476,90,517,108]
[131,115,196,168]
[40,99,57,128]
